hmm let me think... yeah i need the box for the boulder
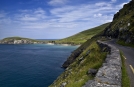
[60,82,67,87]
[88,69,98,76]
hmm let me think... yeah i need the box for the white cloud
[16,8,46,21]
[49,3,116,23]
[0,14,5,18]
[95,2,111,7]
[0,18,11,24]
[19,16,39,21]
[94,13,102,17]
[48,0,67,6]
[0,12,6,18]
[111,0,117,3]
[117,2,127,8]
[34,8,45,14]
[1,0,131,39]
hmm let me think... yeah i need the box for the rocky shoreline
[0,39,46,44]
[0,39,81,47]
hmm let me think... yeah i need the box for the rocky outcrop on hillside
[103,0,134,44]
[62,48,83,68]
[83,41,122,87]
[61,38,94,68]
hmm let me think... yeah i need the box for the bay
[0,44,77,87]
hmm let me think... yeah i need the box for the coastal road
[106,40,134,87]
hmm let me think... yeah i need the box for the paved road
[106,40,134,87]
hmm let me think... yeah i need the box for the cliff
[49,1,134,87]
[103,0,134,45]
[49,35,110,87]
[61,23,110,68]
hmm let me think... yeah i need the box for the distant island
[0,37,46,44]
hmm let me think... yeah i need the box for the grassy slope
[49,37,107,87]
[105,1,134,46]
[49,23,110,87]
[110,0,134,32]
[117,40,134,48]
[1,36,41,42]
[55,23,110,45]
[3,36,35,40]
[120,52,130,87]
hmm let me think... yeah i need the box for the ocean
[0,44,77,87]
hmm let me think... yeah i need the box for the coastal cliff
[61,23,110,68]
[103,0,134,45]
[49,0,134,86]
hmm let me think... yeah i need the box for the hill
[49,1,134,87]
[49,23,110,87]
[49,36,108,87]
[103,0,134,46]
[55,23,110,45]
[0,37,45,44]
[2,37,36,41]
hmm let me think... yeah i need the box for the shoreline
[0,42,81,47]
[46,43,81,47]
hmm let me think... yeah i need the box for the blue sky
[0,0,131,39]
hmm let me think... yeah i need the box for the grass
[49,22,110,87]
[1,36,45,42]
[111,0,134,29]
[117,40,134,48]
[120,52,130,87]
[107,0,134,40]
[55,23,110,45]
[3,36,33,40]
[49,38,107,87]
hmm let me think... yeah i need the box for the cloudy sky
[0,0,131,39]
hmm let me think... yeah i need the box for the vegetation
[103,0,134,45]
[50,1,133,86]
[2,36,37,41]
[55,23,110,45]
[49,37,107,87]
[110,0,134,31]
[1,36,47,43]
[120,52,130,87]
[117,40,134,48]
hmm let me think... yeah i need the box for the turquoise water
[0,44,77,87]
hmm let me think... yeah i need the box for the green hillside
[55,23,110,45]
[49,1,134,87]
[103,0,134,45]
[49,37,107,87]
[0,36,46,44]
[2,36,37,41]
[49,23,110,87]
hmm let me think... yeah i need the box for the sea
[0,44,78,87]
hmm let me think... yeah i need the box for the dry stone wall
[83,41,122,87]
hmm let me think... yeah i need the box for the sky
[0,0,131,39]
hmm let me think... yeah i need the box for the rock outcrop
[83,41,122,87]
[62,48,83,68]
[103,0,134,44]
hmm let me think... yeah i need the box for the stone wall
[83,41,122,87]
